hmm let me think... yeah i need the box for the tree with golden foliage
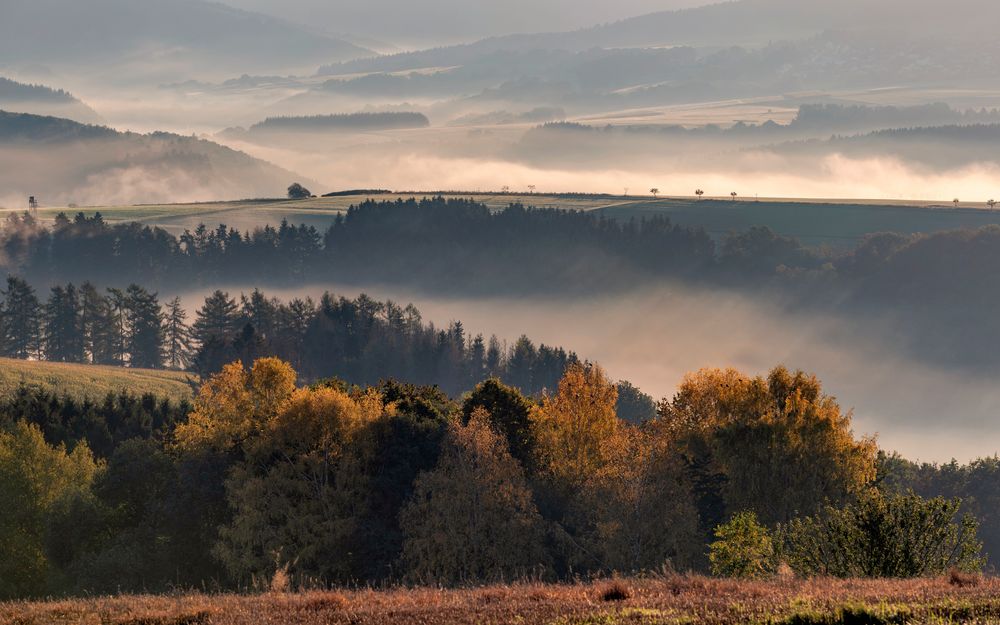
[400,409,549,585]
[530,363,619,487]
[0,423,97,599]
[173,357,297,451]
[575,424,702,573]
[214,382,386,583]
[659,366,877,527]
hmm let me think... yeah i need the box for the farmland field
[3,576,998,625]
[0,357,194,402]
[10,192,1000,248]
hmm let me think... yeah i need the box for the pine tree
[106,288,129,366]
[43,284,84,363]
[191,290,241,347]
[79,282,115,365]
[125,285,165,369]
[164,297,191,370]
[1,276,41,359]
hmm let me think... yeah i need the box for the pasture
[9,192,1000,247]
[0,357,194,403]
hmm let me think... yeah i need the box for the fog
[171,281,1000,464]
[4,0,1000,463]
[218,0,708,47]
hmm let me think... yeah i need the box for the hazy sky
[218,0,709,47]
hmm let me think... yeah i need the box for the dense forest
[0,275,656,421]
[0,358,994,600]
[249,112,431,132]
[5,198,1000,369]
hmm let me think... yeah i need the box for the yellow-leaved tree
[214,378,387,583]
[659,365,877,528]
[576,424,702,573]
[530,362,619,487]
[173,357,297,451]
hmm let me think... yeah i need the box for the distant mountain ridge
[321,0,1000,76]
[0,0,373,79]
[0,110,312,206]
[0,77,102,123]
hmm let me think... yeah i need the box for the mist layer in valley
[171,280,999,464]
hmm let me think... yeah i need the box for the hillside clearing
[0,358,194,403]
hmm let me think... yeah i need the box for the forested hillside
[6,198,1000,371]
[0,111,308,205]
[0,77,101,123]
[0,357,991,599]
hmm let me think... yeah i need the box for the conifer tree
[164,297,191,370]
[43,284,84,363]
[1,276,41,359]
[125,284,165,369]
[191,290,241,347]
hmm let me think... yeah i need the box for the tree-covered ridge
[0,110,115,142]
[7,198,1000,368]
[0,77,77,103]
[248,112,430,132]
[0,358,987,599]
[0,275,659,415]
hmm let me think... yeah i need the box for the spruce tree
[164,297,191,370]
[79,282,116,365]
[43,284,84,363]
[1,276,41,359]
[125,285,165,369]
[191,290,241,347]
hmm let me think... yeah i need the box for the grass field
[8,192,1000,247]
[0,358,194,403]
[3,576,998,625]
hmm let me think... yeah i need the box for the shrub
[708,511,774,579]
[779,491,984,578]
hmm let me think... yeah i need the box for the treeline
[7,199,1000,366]
[0,360,986,599]
[248,112,430,132]
[9,196,1000,298]
[0,275,657,413]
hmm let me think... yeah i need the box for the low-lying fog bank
[175,281,1000,464]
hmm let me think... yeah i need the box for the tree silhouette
[695,189,705,200]
[988,199,997,210]
[287,183,311,200]
[650,188,659,198]
[731,192,738,201]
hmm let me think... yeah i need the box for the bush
[779,491,984,578]
[708,511,774,579]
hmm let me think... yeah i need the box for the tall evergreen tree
[191,290,241,347]
[79,282,115,365]
[124,285,165,369]
[43,284,84,363]
[1,276,42,359]
[164,297,191,370]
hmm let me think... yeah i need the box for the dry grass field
[3,576,999,625]
[0,358,194,403]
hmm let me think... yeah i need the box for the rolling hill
[0,0,373,79]
[0,110,313,206]
[0,357,194,403]
[0,77,102,124]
